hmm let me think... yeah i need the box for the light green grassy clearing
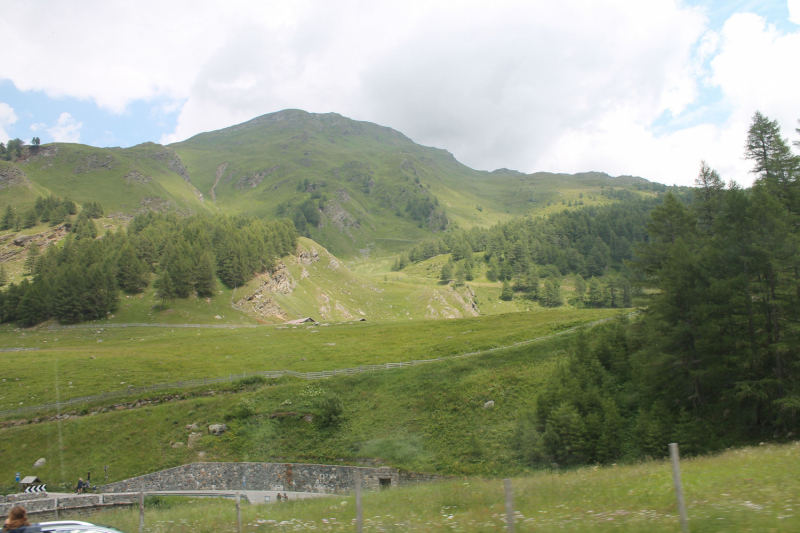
[0,308,617,409]
[91,442,800,533]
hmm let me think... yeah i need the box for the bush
[230,397,257,419]
[315,391,343,428]
[236,375,267,387]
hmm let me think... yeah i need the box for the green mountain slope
[0,143,215,218]
[1,109,661,259]
[170,109,659,258]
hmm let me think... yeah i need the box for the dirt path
[211,162,228,203]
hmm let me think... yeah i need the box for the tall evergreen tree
[24,243,39,275]
[542,278,563,307]
[154,271,175,309]
[1,205,14,231]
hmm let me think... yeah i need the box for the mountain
[1,109,660,259]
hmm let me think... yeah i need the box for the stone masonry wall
[100,463,402,494]
[0,494,137,518]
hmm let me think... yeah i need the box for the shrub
[315,391,343,428]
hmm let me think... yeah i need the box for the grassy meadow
[0,307,618,411]
[90,442,800,533]
[0,332,578,487]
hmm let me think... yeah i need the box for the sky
[0,0,798,186]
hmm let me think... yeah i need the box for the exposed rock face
[484,400,495,409]
[147,147,191,182]
[0,164,29,190]
[297,248,320,265]
[139,196,175,213]
[18,145,58,169]
[171,442,185,448]
[322,189,359,233]
[124,174,152,183]
[235,261,295,319]
[1,225,71,263]
[74,154,119,174]
[124,170,151,184]
[33,458,46,468]
[235,165,280,189]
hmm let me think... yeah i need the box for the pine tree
[542,278,563,307]
[195,252,216,297]
[455,266,466,286]
[500,280,513,301]
[1,205,14,231]
[116,244,149,293]
[24,243,39,275]
[440,260,453,282]
[574,274,586,303]
[154,271,175,309]
[0,264,7,287]
[22,208,37,229]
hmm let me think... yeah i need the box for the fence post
[355,472,363,533]
[504,479,514,533]
[669,443,690,533]
[53,498,58,519]
[236,492,242,533]
[139,490,145,533]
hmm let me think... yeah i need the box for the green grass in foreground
[0,309,617,409]
[93,442,800,533]
[0,332,575,487]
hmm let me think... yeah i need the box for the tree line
[517,111,800,465]
[392,192,663,307]
[0,212,297,326]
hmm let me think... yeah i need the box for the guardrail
[1,316,625,419]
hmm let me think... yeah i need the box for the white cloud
[29,122,46,132]
[789,0,800,25]
[1,0,799,185]
[47,113,83,143]
[0,103,18,144]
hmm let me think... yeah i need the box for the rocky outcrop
[147,147,191,182]
[235,165,280,189]
[235,261,296,319]
[0,164,29,190]
[297,248,320,265]
[74,154,119,174]
[139,196,175,213]
[322,190,359,234]
[18,145,58,170]
[0,224,71,263]
[123,170,151,184]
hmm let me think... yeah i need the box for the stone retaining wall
[0,494,137,519]
[100,463,404,494]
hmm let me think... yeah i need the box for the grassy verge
[90,442,800,532]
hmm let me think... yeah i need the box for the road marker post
[355,472,363,533]
[504,479,514,533]
[669,443,690,533]
[236,492,242,533]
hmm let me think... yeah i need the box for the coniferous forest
[0,213,296,326]
[516,112,800,465]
